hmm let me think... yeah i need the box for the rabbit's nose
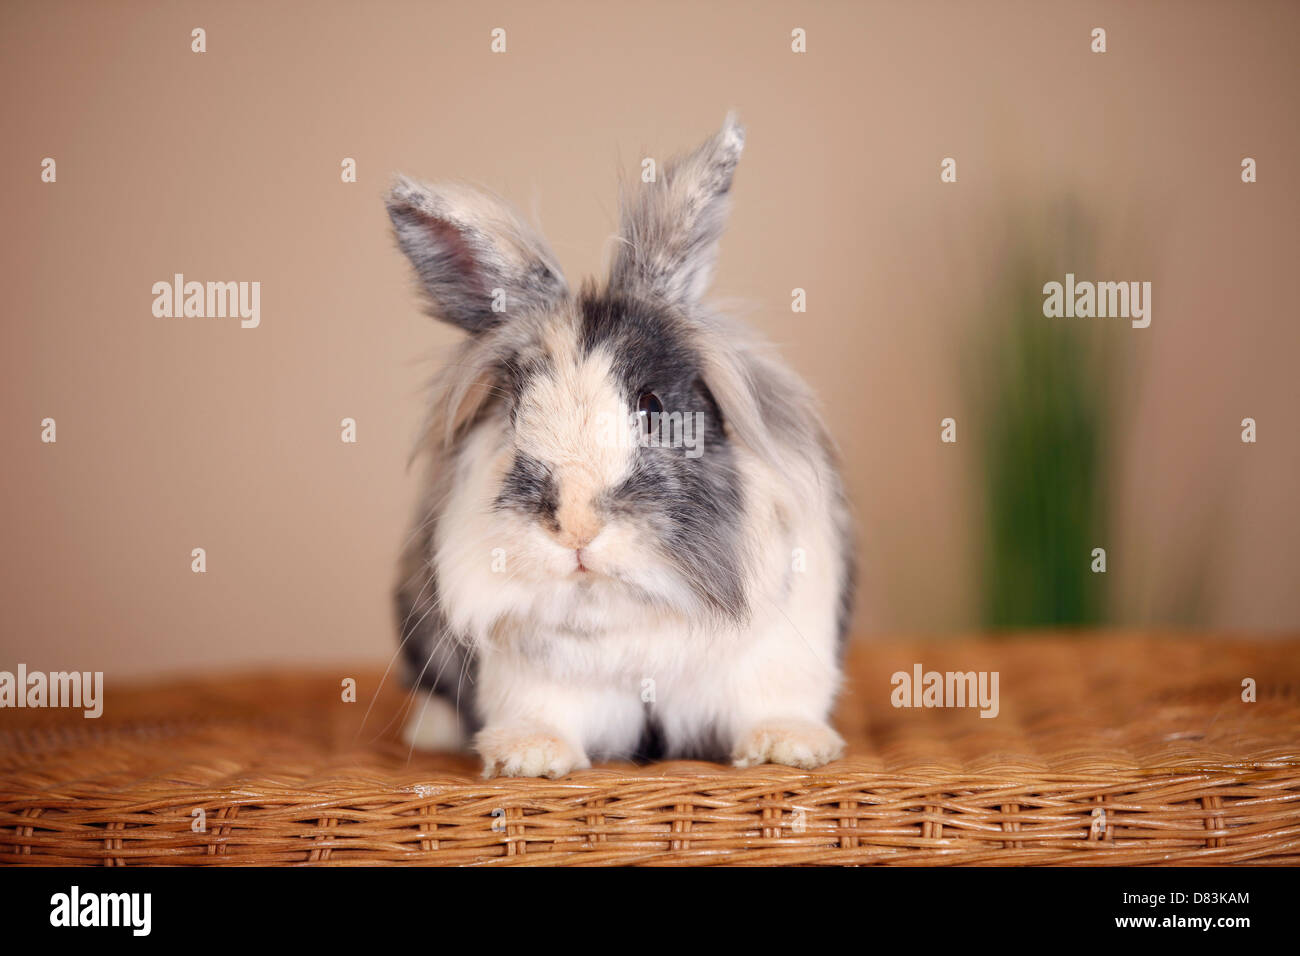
[552,503,603,551]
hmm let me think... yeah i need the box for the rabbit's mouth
[565,560,598,585]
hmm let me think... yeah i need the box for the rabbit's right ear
[385,177,567,334]
[609,114,745,310]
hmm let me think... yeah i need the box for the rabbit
[386,114,855,778]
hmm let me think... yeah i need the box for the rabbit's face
[482,289,746,621]
[387,116,754,626]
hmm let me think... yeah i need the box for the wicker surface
[2,634,1298,866]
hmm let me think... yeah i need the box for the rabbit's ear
[386,177,567,333]
[609,114,745,309]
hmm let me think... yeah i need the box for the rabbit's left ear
[609,114,744,309]
[386,177,567,334]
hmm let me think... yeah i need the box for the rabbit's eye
[637,391,663,436]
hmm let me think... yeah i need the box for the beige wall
[2,1,1297,679]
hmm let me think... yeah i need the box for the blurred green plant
[967,211,1120,630]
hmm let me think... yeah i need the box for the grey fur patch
[394,483,481,735]
[633,712,727,763]
[579,287,749,621]
[494,452,559,527]
[831,484,857,658]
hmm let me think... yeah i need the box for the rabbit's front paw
[731,719,845,769]
[476,724,589,779]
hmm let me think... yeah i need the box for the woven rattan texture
[2,635,1298,865]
